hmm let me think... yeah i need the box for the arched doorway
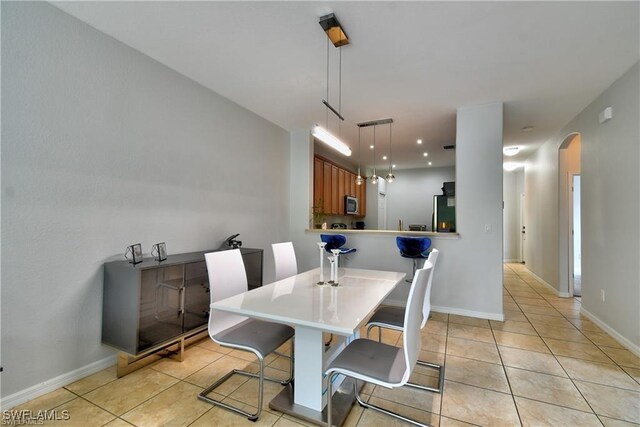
[558,133,581,296]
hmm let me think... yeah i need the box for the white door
[572,175,582,296]
[520,193,526,263]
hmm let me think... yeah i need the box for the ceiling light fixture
[370,145,374,149]
[314,13,351,157]
[428,161,432,166]
[319,13,350,48]
[312,125,351,156]
[423,152,428,157]
[357,118,393,186]
[385,121,395,183]
[383,155,387,160]
[417,139,423,144]
[503,162,522,171]
[356,127,364,185]
[503,146,520,157]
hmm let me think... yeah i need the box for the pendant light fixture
[356,118,393,185]
[371,125,378,185]
[385,121,395,182]
[356,127,364,185]
[313,13,351,157]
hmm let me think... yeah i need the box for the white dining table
[210,267,406,426]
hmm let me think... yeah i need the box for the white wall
[290,102,504,319]
[503,169,524,261]
[387,167,456,232]
[524,62,639,349]
[1,2,290,399]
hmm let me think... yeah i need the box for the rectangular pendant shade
[312,125,352,157]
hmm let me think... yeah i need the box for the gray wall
[386,166,456,231]
[290,102,504,319]
[503,169,524,261]
[1,2,290,398]
[523,62,639,348]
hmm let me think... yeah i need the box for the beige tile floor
[10,263,640,426]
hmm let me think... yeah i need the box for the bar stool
[396,236,431,282]
[320,234,356,268]
[326,263,434,427]
[199,249,294,421]
[366,249,443,393]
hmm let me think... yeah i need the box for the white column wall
[290,102,504,320]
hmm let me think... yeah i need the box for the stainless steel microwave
[345,195,359,215]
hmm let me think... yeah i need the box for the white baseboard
[579,307,640,358]
[384,299,504,321]
[431,305,504,322]
[503,259,521,263]
[525,269,571,298]
[0,354,117,410]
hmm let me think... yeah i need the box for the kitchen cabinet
[331,165,339,214]
[314,157,324,210]
[313,155,365,217]
[338,170,345,214]
[323,162,332,213]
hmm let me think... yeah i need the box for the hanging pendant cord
[389,123,393,174]
[326,37,329,129]
[338,45,342,137]
[373,125,376,176]
[358,127,361,174]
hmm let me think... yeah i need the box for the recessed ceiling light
[392,164,396,168]
[423,152,428,157]
[521,126,534,132]
[503,146,520,156]
[370,145,374,149]
[503,162,522,171]
[382,155,387,160]
[428,162,432,166]
[417,139,423,144]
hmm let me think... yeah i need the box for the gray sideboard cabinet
[102,248,263,374]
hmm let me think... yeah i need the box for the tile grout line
[437,312,448,424]
[488,298,524,427]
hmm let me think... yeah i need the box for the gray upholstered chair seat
[368,306,405,329]
[214,319,294,357]
[327,338,406,385]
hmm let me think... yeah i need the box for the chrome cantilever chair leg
[365,324,444,394]
[327,372,431,427]
[198,339,294,421]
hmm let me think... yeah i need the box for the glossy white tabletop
[211,268,406,336]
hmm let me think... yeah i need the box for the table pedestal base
[269,378,360,427]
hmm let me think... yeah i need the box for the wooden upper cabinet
[349,173,356,196]
[323,162,332,214]
[331,165,339,214]
[314,157,324,210]
[313,155,364,217]
[338,170,346,215]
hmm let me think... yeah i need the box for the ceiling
[53,1,639,170]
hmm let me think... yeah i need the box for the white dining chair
[326,263,434,427]
[198,249,294,421]
[272,242,298,281]
[365,248,443,393]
